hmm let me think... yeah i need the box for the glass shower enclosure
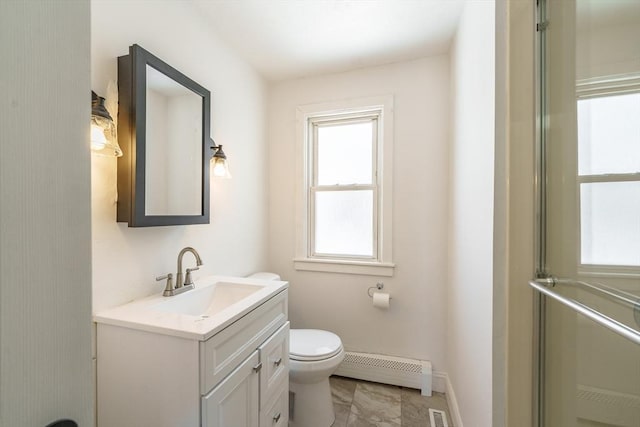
[531,0,640,426]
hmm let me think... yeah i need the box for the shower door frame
[533,0,548,426]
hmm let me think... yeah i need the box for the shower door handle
[529,279,640,346]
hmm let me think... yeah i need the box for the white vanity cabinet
[96,288,289,427]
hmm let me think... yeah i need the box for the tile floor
[329,376,454,427]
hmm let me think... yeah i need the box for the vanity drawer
[200,290,288,394]
[259,321,289,404]
[259,376,289,427]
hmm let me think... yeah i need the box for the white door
[202,350,260,427]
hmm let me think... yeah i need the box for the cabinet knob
[274,357,282,367]
[253,362,262,373]
[273,413,281,423]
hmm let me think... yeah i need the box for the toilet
[248,273,345,427]
[288,329,345,427]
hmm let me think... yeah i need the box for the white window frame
[294,96,395,276]
[576,73,640,278]
[309,113,379,260]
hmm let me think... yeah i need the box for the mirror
[145,65,202,216]
[117,44,210,227]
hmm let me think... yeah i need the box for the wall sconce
[91,91,122,157]
[210,140,231,178]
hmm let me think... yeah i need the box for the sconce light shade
[91,91,122,157]
[211,143,231,178]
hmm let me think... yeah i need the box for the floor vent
[334,351,432,396]
[429,409,449,427]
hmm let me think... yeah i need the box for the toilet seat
[290,329,343,361]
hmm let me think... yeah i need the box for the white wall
[576,20,640,80]
[448,1,495,426]
[268,57,450,370]
[91,0,269,313]
[0,1,94,425]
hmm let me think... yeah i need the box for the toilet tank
[248,272,281,281]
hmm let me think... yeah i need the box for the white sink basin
[152,282,263,317]
[93,275,288,340]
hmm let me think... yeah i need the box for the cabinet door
[258,322,289,404]
[260,376,289,427]
[202,350,260,427]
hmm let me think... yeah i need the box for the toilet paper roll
[372,292,390,309]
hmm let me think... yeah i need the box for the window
[294,97,394,276]
[577,79,640,271]
[311,115,377,258]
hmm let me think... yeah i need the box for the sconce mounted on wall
[210,140,231,178]
[91,91,122,157]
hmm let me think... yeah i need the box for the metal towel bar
[529,278,640,346]
[553,277,638,307]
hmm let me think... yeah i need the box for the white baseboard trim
[443,372,464,427]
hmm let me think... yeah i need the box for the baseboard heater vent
[334,351,432,396]
[576,384,640,427]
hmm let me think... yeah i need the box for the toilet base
[289,378,335,427]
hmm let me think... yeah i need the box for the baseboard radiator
[334,351,432,396]
[576,384,640,427]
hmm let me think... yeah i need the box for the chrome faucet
[156,247,203,297]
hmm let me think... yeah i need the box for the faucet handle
[156,273,174,296]
[156,273,173,282]
[185,267,199,286]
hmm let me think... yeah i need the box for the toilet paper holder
[367,282,392,299]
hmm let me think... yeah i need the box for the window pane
[578,93,640,176]
[314,190,373,257]
[317,121,373,185]
[580,181,640,266]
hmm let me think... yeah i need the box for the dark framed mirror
[117,44,210,227]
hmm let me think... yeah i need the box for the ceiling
[191,0,466,82]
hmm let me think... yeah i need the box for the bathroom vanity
[94,276,289,427]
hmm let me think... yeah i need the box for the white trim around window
[575,75,640,275]
[294,95,395,276]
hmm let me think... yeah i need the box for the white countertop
[93,275,288,341]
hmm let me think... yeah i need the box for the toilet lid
[290,329,343,361]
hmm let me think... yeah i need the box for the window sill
[293,258,395,277]
[578,265,640,279]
